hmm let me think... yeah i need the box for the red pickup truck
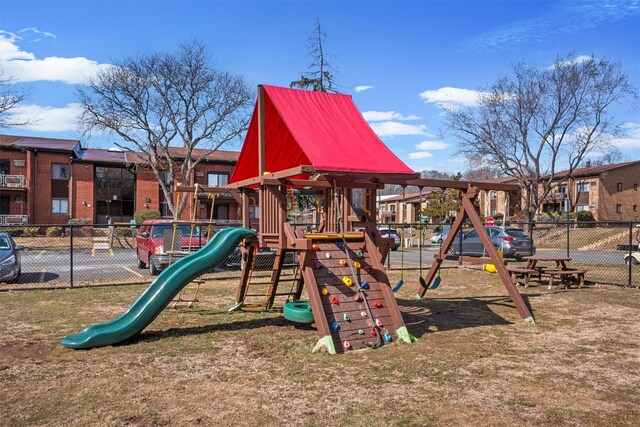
[135,220,207,275]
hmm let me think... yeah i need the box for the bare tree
[0,68,30,128]
[77,41,253,218]
[447,54,637,226]
[291,20,339,93]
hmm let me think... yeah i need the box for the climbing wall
[303,238,406,353]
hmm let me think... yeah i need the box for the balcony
[0,174,26,189]
[0,215,29,225]
[543,192,565,202]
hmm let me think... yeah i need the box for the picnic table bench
[506,266,542,287]
[509,255,588,290]
[545,269,586,289]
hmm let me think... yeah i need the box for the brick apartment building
[0,134,240,225]
[475,161,640,222]
[377,160,640,225]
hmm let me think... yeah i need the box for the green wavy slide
[61,227,257,349]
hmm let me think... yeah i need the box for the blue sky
[1,0,639,174]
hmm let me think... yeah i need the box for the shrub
[23,227,40,237]
[494,213,504,221]
[1,227,23,237]
[46,226,62,237]
[569,211,595,222]
[68,218,91,225]
[134,209,161,224]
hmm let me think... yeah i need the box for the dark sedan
[0,232,24,282]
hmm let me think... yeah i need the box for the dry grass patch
[1,268,639,426]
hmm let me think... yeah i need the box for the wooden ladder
[241,249,300,309]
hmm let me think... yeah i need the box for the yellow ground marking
[123,266,144,278]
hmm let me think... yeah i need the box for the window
[617,182,622,191]
[14,194,24,203]
[556,185,567,194]
[207,173,229,187]
[616,204,622,214]
[577,182,590,193]
[13,159,25,167]
[490,208,497,216]
[576,204,590,212]
[490,191,497,199]
[52,198,69,214]
[633,205,637,212]
[465,230,479,239]
[158,170,172,185]
[52,164,70,180]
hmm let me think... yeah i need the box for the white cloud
[419,87,486,107]
[355,85,373,92]
[369,121,427,137]
[362,110,420,122]
[548,55,594,70]
[0,29,110,84]
[9,103,81,132]
[17,27,57,41]
[415,140,447,150]
[408,151,434,159]
[611,122,640,149]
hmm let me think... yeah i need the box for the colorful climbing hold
[353,261,361,269]
[375,319,383,328]
[353,294,363,302]
[343,313,351,321]
[339,259,348,267]
[325,252,332,259]
[357,251,364,258]
[373,301,382,308]
[363,266,372,273]
[321,287,329,296]
[360,281,370,290]
[384,333,392,343]
[330,296,339,305]
[343,340,352,350]
[312,244,320,251]
[370,329,377,336]
[335,242,345,249]
[358,329,365,335]
[361,311,367,317]
[342,276,353,286]
[326,269,333,275]
[331,322,340,331]
[312,261,323,269]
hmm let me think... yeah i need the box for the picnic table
[507,255,586,289]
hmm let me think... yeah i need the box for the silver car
[449,226,535,260]
[0,232,24,282]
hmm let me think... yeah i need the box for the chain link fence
[379,221,639,287]
[1,220,638,289]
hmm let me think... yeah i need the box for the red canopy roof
[229,85,414,183]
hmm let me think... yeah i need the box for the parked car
[430,233,443,244]
[378,228,401,251]
[135,220,207,275]
[448,226,535,260]
[0,232,24,282]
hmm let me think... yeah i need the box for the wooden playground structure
[220,85,534,354]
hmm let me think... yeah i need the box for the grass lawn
[1,268,639,426]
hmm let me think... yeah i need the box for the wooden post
[257,85,266,175]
